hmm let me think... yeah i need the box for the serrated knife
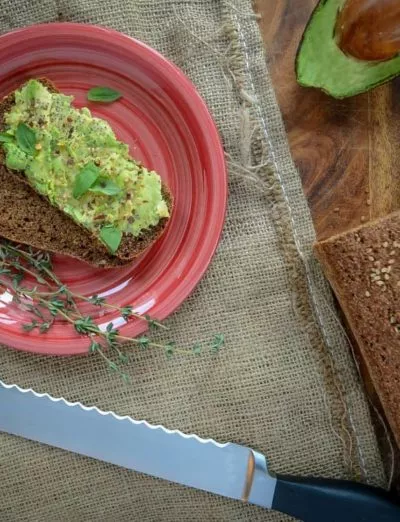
[1,380,399,521]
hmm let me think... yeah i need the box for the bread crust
[0,78,172,267]
[314,211,400,446]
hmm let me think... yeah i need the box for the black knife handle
[271,474,400,522]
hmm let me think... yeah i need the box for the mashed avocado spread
[1,80,169,253]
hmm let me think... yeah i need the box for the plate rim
[0,22,227,356]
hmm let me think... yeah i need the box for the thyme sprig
[0,242,224,382]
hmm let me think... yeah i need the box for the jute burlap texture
[0,1,386,521]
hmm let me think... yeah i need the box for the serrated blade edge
[0,379,277,506]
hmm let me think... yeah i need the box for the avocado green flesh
[3,80,169,241]
[296,0,400,98]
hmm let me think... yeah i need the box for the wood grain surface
[253,0,400,490]
[254,0,400,241]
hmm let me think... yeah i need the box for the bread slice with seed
[314,211,400,446]
[0,79,172,268]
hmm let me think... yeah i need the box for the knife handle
[271,474,400,522]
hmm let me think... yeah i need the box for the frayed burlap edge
[221,1,375,482]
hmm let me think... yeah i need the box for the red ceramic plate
[0,23,227,355]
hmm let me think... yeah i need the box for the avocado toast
[0,79,172,267]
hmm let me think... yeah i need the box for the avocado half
[296,0,400,98]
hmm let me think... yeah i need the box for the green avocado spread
[1,80,169,252]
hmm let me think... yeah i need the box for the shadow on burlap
[0,1,386,521]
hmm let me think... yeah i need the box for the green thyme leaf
[210,333,225,353]
[144,313,161,329]
[0,132,14,143]
[39,322,51,333]
[88,294,106,306]
[108,361,118,372]
[106,322,114,333]
[12,273,24,289]
[192,343,202,356]
[22,321,38,332]
[138,336,149,349]
[74,316,96,334]
[89,340,100,353]
[100,225,122,254]
[73,162,101,199]
[119,353,129,364]
[15,123,37,155]
[87,86,122,103]
[48,299,64,316]
[121,306,133,320]
[89,178,121,196]
[165,341,175,358]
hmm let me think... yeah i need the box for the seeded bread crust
[314,211,400,446]
[0,78,172,267]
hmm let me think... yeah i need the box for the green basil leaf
[0,132,14,143]
[15,123,37,154]
[73,163,101,199]
[89,178,121,196]
[87,86,122,103]
[100,225,122,254]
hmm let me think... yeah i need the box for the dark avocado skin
[295,0,400,99]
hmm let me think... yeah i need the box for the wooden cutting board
[255,0,400,240]
[254,0,400,489]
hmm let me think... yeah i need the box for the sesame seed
[381,267,388,273]
[388,259,395,264]
[365,291,371,297]
[366,248,372,254]
[368,256,375,262]
[366,199,371,206]
[376,280,384,286]
[384,274,390,280]
[383,241,389,248]
[390,250,395,256]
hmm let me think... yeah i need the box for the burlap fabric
[0,1,386,521]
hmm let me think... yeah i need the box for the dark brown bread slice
[0,79,172,267]
[314,211,400,447]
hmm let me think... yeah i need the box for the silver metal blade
[0,380,276,508]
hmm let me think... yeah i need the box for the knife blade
[1,379,399,522]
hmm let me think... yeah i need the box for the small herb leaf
[165,341,175,358]
[210,333,225,353]
[16,123,37,155]
[73,162,101,198]
[39,322,51,333]
[89,178,121,196]
[0,132,14,143]
[89,340,100,353]
[138,336,149,349]
[74,316,96,334]
[121,306,133,320]
[100,225,122,254]
[87,87,122,103]
[192,343,202,356]
[88,294,106,306]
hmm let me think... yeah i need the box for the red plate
[0,23,227,355]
